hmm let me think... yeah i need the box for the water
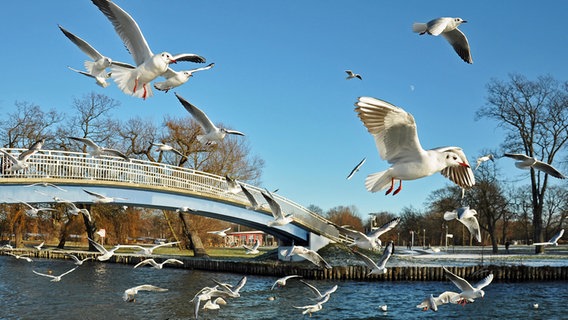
[1,256,567,320]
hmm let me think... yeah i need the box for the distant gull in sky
[123,284,168,302]
[503,153,566,179]
[175,93,245,146]
[67,136,129,160]
[58,24,134,88]
[443,267,493,304]
[346,157,366,180]
[354,97,475,195]
[133,258,184,269]
[345,70,362,80]
[413,17,473,64]
[532,229,564,246]
[91,0,206,99]
[33,267,78,282]
[151,142,184,157]
[444,206,481,242]
[475,154,494,170]
[154,63,215,93]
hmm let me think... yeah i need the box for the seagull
[33,241,45,251]
[503,153,566,179]
[20,201,57,216]
[239,183,262,210]
[533,303,539,310]
[175,93,245,145]
[261,190,293,227]
[67,136,129,160]
[83,189,127,203]
[242,240,260,254]
[207,227,232,237]
[67,254,94,265]
[299,280,338,302]
[0,139,44,172]
[443,267,494,304]
[345,70,362,80]
[88,237,120,261]
[294,292,330,316]
[5,252,33,262]
[33,267,78,282]
[379,305,388,312]
[133,258,183,269]
[202,297,227,310]
[354,97,475,195]
[444,206,481,242]
[123,284,168,302]
[225,175,242,194]
[24,182,67,192]
[91,0,206,99]
[475,154,495,170]
[416,291,472,312]
[532,229,564,246]
[151,142,184,157]
[212,276,247,298]
[192,286,232,319]
[116,241,180,256]
[271,275,301,290]
[412,17,473,64]
[154,63,215,93]
[57,199,91,220]
[284,245,332,269]
[346,157,366,180]
[335,217,400,250]
[58,25,135,88]
[353,241,394,276]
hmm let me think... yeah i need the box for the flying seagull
[354,97,475,195]
[299,280,338,302]
[283,245,332,269]
[68,136,129,160]
[83,188,127,203]
[413,17,473,64]
[88,237,120,261]
[175,93,245,145]
[5,252,33,262]
[0,139,44,172]
[239,183,262,210]
[58,24,134,87]
[91,0,206,99]
[443,267,494,304]
[345,70,362,80]
[207,227,232,237]
[33,241,45,251]
[532,229,564,246]
[261,190,293,227]
[503,153,566,179]
[444,206,481,242]
[151,142,184,157]
[293,292,330,317]
[225,175,242,194]
[67,254,94,265]
[133,258,183,269]
[33,267,78,282]
[123,284,168,302]
[416,291,472,312]
[346,157,367,180]
[116,241,180,256]
[271,275,302,290]
[24,182,67,192]
[242,239,260,254]
[475,154,495,170]
[20,201,57,216]
[154,63,215,93]
[335,217,400,250]
[352,241,394,276]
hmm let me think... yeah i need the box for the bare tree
[476,74,568,253]
[0,101,62,148]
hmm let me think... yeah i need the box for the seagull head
[444,152,470,168]
[161,52,176,64]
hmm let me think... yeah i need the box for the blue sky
[1,1,567,219]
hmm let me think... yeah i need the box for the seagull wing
[550,229,565,243]
[261,191,283,219]
[171,53,206,64]
[68,136,99,149]
[300,280,323,299]
[377,242,394,269]
[88,237,109,254]
[298,249,332,269]
[346,157,366,180]
[134,258,155,268]
[59,267,79,278]
[367,217,401,239]
[436,146,476,189]
[190,62,215,73]
[163,258,183,266]
[68,66,101,79]
[355,97,425,164]
[532,160,566,179]
[0,149,20,164]
[58,25,103,60]
[335,225,366,241]
[473,273,494,290]
[225,129,245,136]
[425,18,450,36]
[91,0,153,65]
[503,153,532,161]
[83,189,106,199]
[459,215,481,242]
[353,250,379,270]
[32,270,57,279]
[133,284,168,293]
[443,267,474,292]
[175,93,216,133]
[441,28,472,63]
[102,148,130,160]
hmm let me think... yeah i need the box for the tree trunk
[178,212,209,258]
[57,216,74,249]
[533,203,545,254]
[81,204,98,252]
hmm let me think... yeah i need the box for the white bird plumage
[88,237,120,261]
[239,183,263,210]
[271,275,301,290]
[207,227,232,237]
[154,63,215,93]
[444,206,482,242]
[151,142,184,157]
[67,254,93,265]
[5,252,33,262]
[353,241,394,276]
[68,136,129,160]
[345,69,362,80]
[175,93,245,145]
[335,217,400,250]
[284,245,332,269]
[261,190,293,227]
[33,267,78,282]
[475,154,495,170]
[242,239,260,254]
[443,267,494,304]
[225,175,242,194]
[416,291,472,312]
[0,139,44,172]
[123,284,168,302]
[117,241,180,256]
[532,229,564,246]
[354,97,475,195]
[83,188,127,203]
[133,258,183,269]
[412,17,473,64]
[504,153,566,179]
[91,0,206,100]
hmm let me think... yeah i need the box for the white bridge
[0,148,347,250]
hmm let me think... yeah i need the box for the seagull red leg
[133,78,138,93]
[392,180,403,195]
[385,178,395,195]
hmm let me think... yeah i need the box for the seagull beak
[170,59,177,64]
[458,162,470,168]
[462,20,468,23]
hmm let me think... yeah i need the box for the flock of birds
[1,0,566,317]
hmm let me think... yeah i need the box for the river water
[1,255,566,320]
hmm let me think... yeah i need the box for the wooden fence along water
[2,250,567,282]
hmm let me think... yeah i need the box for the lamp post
[410,231,414,250]
[423,228,426,249]
[445,225,449,251]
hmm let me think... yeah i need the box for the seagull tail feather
[110,65,153,99]
[412,23,428,34]
[364,170,391,193]
[84,60,95,75]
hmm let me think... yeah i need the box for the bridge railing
[0,148,349,244]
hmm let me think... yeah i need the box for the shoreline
[2,246,568,282]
